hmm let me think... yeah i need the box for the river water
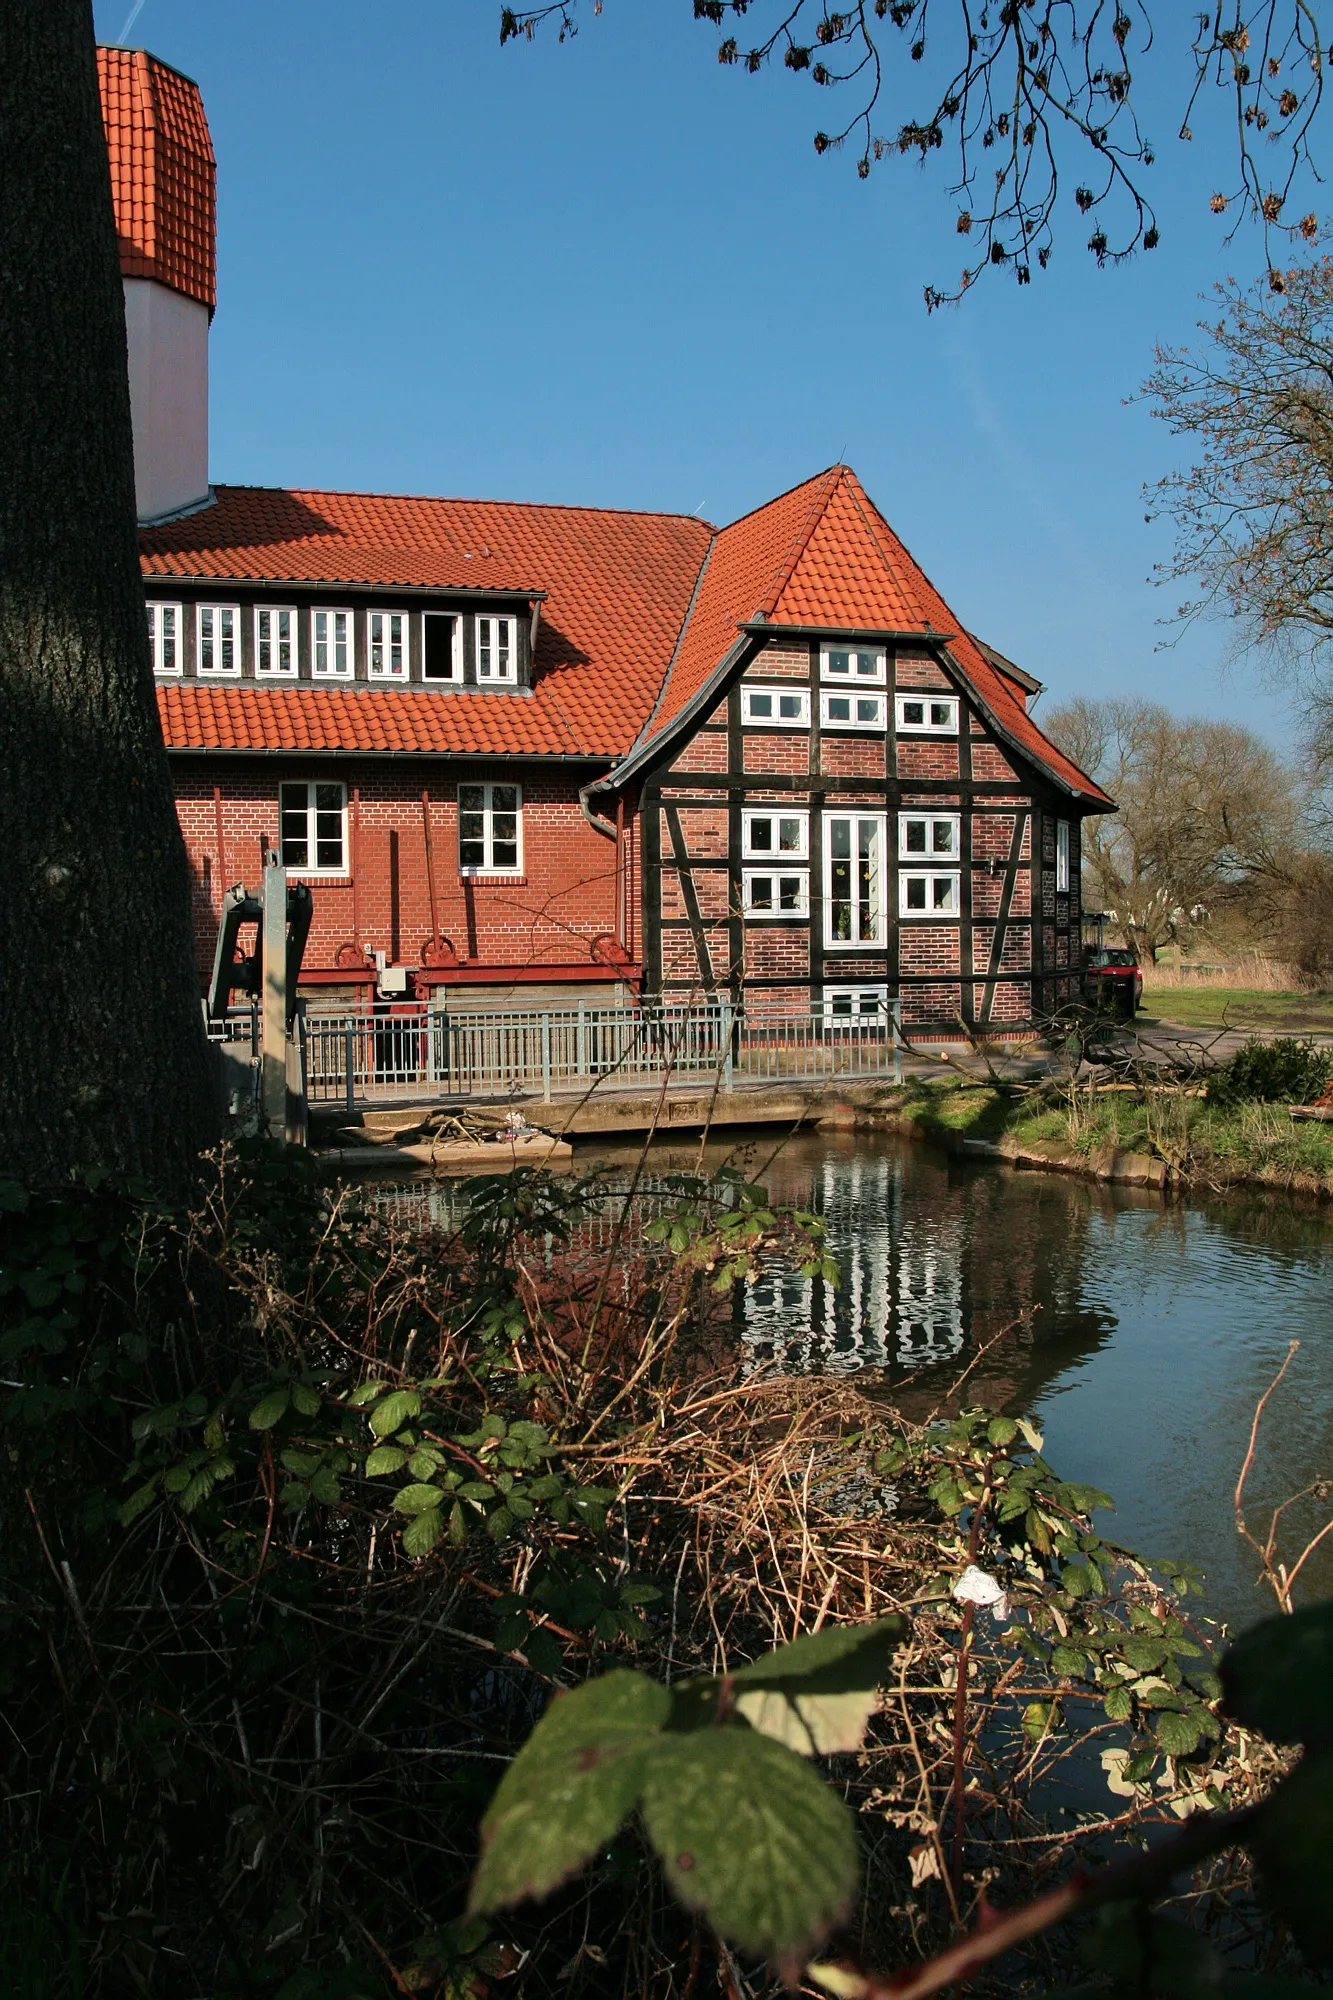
[375,1130,1333,1630]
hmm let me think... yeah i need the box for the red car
[1082,947,1143,1015]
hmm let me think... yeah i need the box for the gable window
[821,644,886,685]
[896,692,958,734]
[1056,820,1071,893]
[147,601,182,676]
[368,610,409,680]
[197,604,240,677]
[423,612,462,682]
[821,689,887,731]
[475,615,517,683]
[255,606,297,678]
[899,812,959,860]
[459,783,521,873]
[900,870,960,917]
[822,985,889,1024]
[741,809,808,860]
[742,868,809,919]
[312,609,353,679]
[742,686,810,727]
[824,812,886,946]
[280,781,347,874]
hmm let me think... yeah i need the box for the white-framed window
[475,615,517,683]
[820,643,886,685]
[900,870,960,917]
[312,609,353,679]
[423,611,462,683]
[196,604,240,677]
[899,812,960,860]
[147,601,182,676]
[368,610,409,680]
[822,985,890,1023]
[459,782,522,873]
[824,812,887,947]
[255,606,297,678]
[1056,819,1071,892]
[821,689,887,731]
[741,685,810,727]
[279,781,348,874]
[741,809,808,861]
[742,867,809,919]
[896,692,959,734]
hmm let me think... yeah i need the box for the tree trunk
[0,0,219,1191]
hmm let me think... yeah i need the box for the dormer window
[312,609,353,680]
[147,601,182,676]
[423,612,462,682]
[368,610,409,681]
[821,644,885,685]
[197,604,241,677]
[255,606,297,678]
[476,615,516,684]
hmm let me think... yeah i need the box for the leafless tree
[502,2,1325,304]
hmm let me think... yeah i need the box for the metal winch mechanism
[206,855,313,1140]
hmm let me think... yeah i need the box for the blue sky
[95,0,1324,742]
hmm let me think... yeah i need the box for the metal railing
[296,999,904,1109]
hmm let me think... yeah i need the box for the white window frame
[475,614,518,684]
[311,608,354,680]
[458,782,523,875]
[741,685,811,728]
[196,603,241,678]
[422,611,463,683]
[823,811,888,949]
[741,808,809,861]
[821,985,890,1025]
[147,601,182,677]
[742,866,810,919]
[279,781,349,877]
[820,689,888,732]
[898,811,960,861]
[820,643,886,685]
[254,605,298,679]
[368,609,410,681]
[899,869,961,918]
[1056,820,1071,892]
[896,691,959,734]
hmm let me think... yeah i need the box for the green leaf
[1121,1638,1168,1673]
[369,1389,422,1438]
[1103,1683,1132,1722]
[1054,1481,1114,1515]
[727,1616,908,1756]
[364,1445,408,1477]
[402,1507,444,1558]
[986,1416,1019,1447]
[346,1380,387,1407]
[1221,1602,1333,1750]
[639,1727,858,1966]
[1155,1707,1207,1757]
[1246,1747,1333,1966]
[470,1670,670,1914]
[1050,1645,1087,1679]
[393,1483,444,1515]
[248,1389,290,1431]
[290,1381,321,1417]
[118,1479,159,1526]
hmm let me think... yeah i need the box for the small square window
[368,610,409,680]
[147,601,182,676]
[821,690,887,731]
[899,813,959,859]
[899,870,960,916]
[475,615,517,683]
[312,609,353,679]
[742,867,809,918]
[741,685,810,727]
[197,604,241,677]
[423,612,461,682]
[822,985,890,1026]
[896,692,959,734]
[821,645,886,684]
[255,606,297,678]
[741,810,808,860]
[280,781,348,874]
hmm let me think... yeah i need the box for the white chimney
[98,47,215,524]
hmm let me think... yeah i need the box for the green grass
[1138,986,1333,1034]
[891,1079,1333,1193]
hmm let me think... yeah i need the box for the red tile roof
[143,471,1108,803]
[97,47,216,315]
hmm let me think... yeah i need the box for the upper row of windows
[742,686,959,735]
[147,602,518,685]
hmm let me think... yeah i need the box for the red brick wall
[744,733,809,776]
[822,736,886,778]
[748,641,810,680]
[898,740,960,781]
[895,655,951,689]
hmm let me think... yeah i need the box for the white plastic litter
[951,1565,1010,1622]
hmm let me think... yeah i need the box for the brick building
[101,48,1113,1029]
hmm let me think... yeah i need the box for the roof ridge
[754,466,844,620]
[209,483,716,530]
[630,533,718,754]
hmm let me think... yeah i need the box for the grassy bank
[1140,986,1333,1034]
[883,1077,1333,1195]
